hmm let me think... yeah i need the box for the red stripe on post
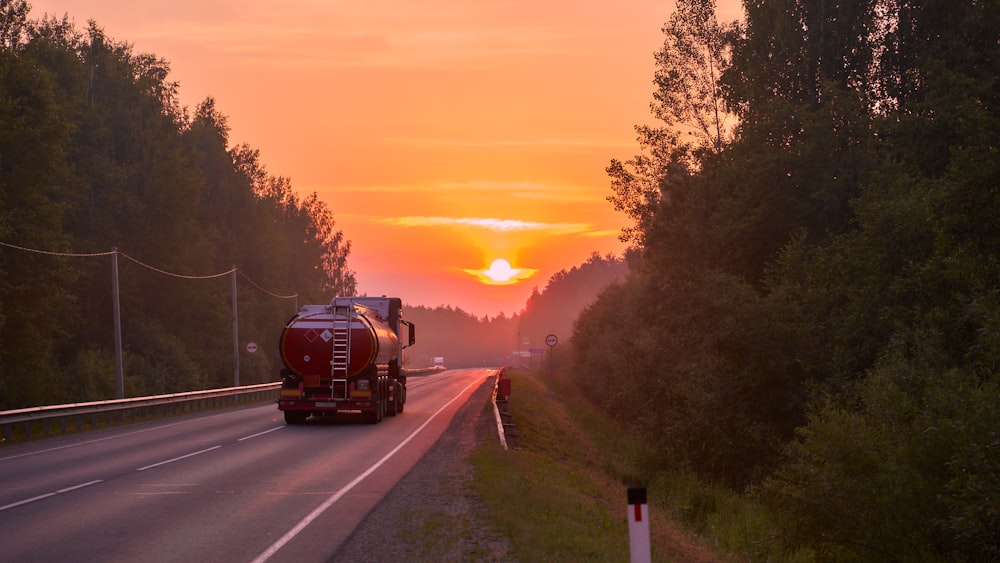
[634,503,642,522]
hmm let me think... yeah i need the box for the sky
[28,0,743,318]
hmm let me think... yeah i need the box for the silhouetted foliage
[518,252,630,370]
[574,0,1000,559]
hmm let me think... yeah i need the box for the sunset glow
[466,259,537,286]
[29,0,744,316]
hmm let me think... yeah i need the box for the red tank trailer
[277,297,415,425]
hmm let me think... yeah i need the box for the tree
[758,1,1000,558]
[652,0,734,156]
[0,8,84,407]
[518,252,629,365]
[0,0,28,50]
[607,0,735,247]
[606,126,689,246]
[302,193,356,297]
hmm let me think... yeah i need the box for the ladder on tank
[330,309,351,400]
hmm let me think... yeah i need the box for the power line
[237,269,297,300]
[0,241,297,299]
[0,241,114,257]
[117,251,235,280]
[2,239,304,394]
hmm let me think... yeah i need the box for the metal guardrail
[0,382,281,445]
[1,367,448,445]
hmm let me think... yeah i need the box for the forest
[0,4,356,407]
[571,0,1000,560]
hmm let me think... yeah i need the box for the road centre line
[0,479,103,512]
[251,374,486,563]
[136,446,222,471]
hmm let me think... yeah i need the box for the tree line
[0,2,356,409]
[572,0,999,560]
[406,252,629,370]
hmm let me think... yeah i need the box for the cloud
[582,228,623,238]
[380,216,593,235]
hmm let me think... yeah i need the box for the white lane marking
[136,446,222,471]
[251,375,485,563]
[0,492,57,511]
[238,426,283,441]
[0,419,202,462]
[58,480,104,493]
[0,404,273,462]
[0,479,103,512]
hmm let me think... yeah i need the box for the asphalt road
[0,368,494,563]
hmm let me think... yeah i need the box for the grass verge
[470,368,724,562]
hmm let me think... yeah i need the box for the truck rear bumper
[278,399,374,412]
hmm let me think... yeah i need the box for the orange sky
[29,0,743,317]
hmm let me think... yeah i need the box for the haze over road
[0,369,492,563]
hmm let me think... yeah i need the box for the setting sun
[465,259,537,286]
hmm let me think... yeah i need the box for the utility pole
[232,266,239,386]
[112,247,124,398]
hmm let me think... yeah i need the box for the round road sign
[545,334,558,347]
[246,341,258,354]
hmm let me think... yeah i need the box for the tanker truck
[277,296,415,425]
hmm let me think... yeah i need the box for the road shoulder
[330,377,509,562]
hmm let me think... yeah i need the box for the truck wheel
[386,381,397,417]
[363,400,383,424]
[393,387,403,414]
[284,411,308,425]
[378,378,388,421]
[363,382,384,424]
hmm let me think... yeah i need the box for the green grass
[471,369,724,562]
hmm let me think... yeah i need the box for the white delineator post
[628,487,651,563]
